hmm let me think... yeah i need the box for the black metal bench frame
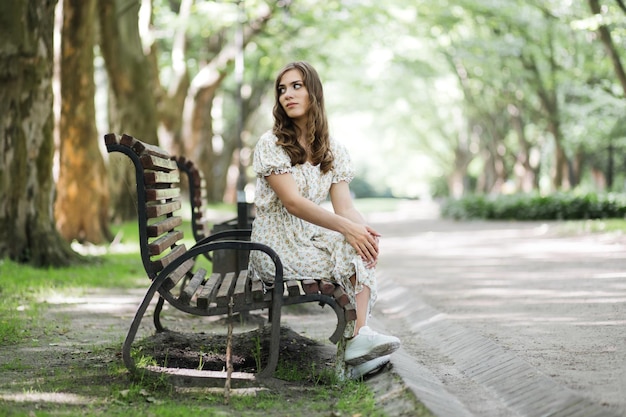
[105,133,355,381]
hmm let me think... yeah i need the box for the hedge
[440,192,626,221]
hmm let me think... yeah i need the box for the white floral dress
[248,131,377,331]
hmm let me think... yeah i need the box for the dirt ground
[0,288,425,416]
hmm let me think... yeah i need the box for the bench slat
[232,270,249,305]
[286,280,301,297]
[146,200,181,218]
[332,286,350,308]
[162,257,195,291]
[150,244,187,275]
[145,171,179,185]
[194,220,208,240]
[190,169,202,186]
[302,279,319,294]
[140,154,177,172]
[104,132,118,146]
[120,133,169,158]
[344,303,357,322]
[147,216,182,237]
[179,268,207,305]
[251,279,264,301]
[148,230,184,256]
[216,272,237,307]
[145,187,180,201]
[319,280,335,296]
[196,273,224,309]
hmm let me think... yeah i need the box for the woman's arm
[330,181,381,267]
[266,173,379,264]
[329,182,367,224]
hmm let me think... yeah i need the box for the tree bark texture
[0,0,79,266]
[97,0,159,221]
[55,0,113,244]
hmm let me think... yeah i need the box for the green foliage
[144,0,626,199]
[441,192,626,221]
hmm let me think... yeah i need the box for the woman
[248,61,400,378]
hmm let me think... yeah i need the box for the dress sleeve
[253,131,292,177]
[331,138,355,183]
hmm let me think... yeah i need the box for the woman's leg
[345,275,399,365]
[350,274,370,336]
[354,285,370,335]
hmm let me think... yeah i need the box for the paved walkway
[366,201,626,417]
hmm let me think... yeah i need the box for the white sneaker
[347,355,391,380]
[344,326,400,365]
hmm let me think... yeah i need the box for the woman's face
[278,69,310,123]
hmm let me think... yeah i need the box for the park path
[367,200,626,417]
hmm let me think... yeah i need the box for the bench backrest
[173,155,210,243]
[104,133,188,282]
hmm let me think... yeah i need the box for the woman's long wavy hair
[272,61,333,173]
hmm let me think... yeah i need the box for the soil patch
[136,324,334,378]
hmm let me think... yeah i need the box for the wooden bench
[105,133,356,382]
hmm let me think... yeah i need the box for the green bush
[440,192,626,221]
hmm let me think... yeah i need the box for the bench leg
[257,287,283,378]
[122,275,170,374]
[153,296,166,332]
[335,336,347,381]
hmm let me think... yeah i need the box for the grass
[0,240,145,345]
[558,218,626,235]
[0,200,426,416]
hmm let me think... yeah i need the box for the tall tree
[55,0,112,244]
[0,0,79,266]
[98,0,159,221]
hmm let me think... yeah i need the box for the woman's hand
[365,231,380,268]
[344,223,381,268]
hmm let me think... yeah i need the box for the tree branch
[589,0,626,96]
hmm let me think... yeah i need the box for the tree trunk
[570,148,583,188]
[449,135,474,198]
[155,0,192,157]
[521,46,568,190]
[0,0,80,266]
[55,0,112,244]
[549,119,569,190]
[508,104,537,192]
[588,0,626,97]
[184,70,225,203]
[97,0,159,221]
